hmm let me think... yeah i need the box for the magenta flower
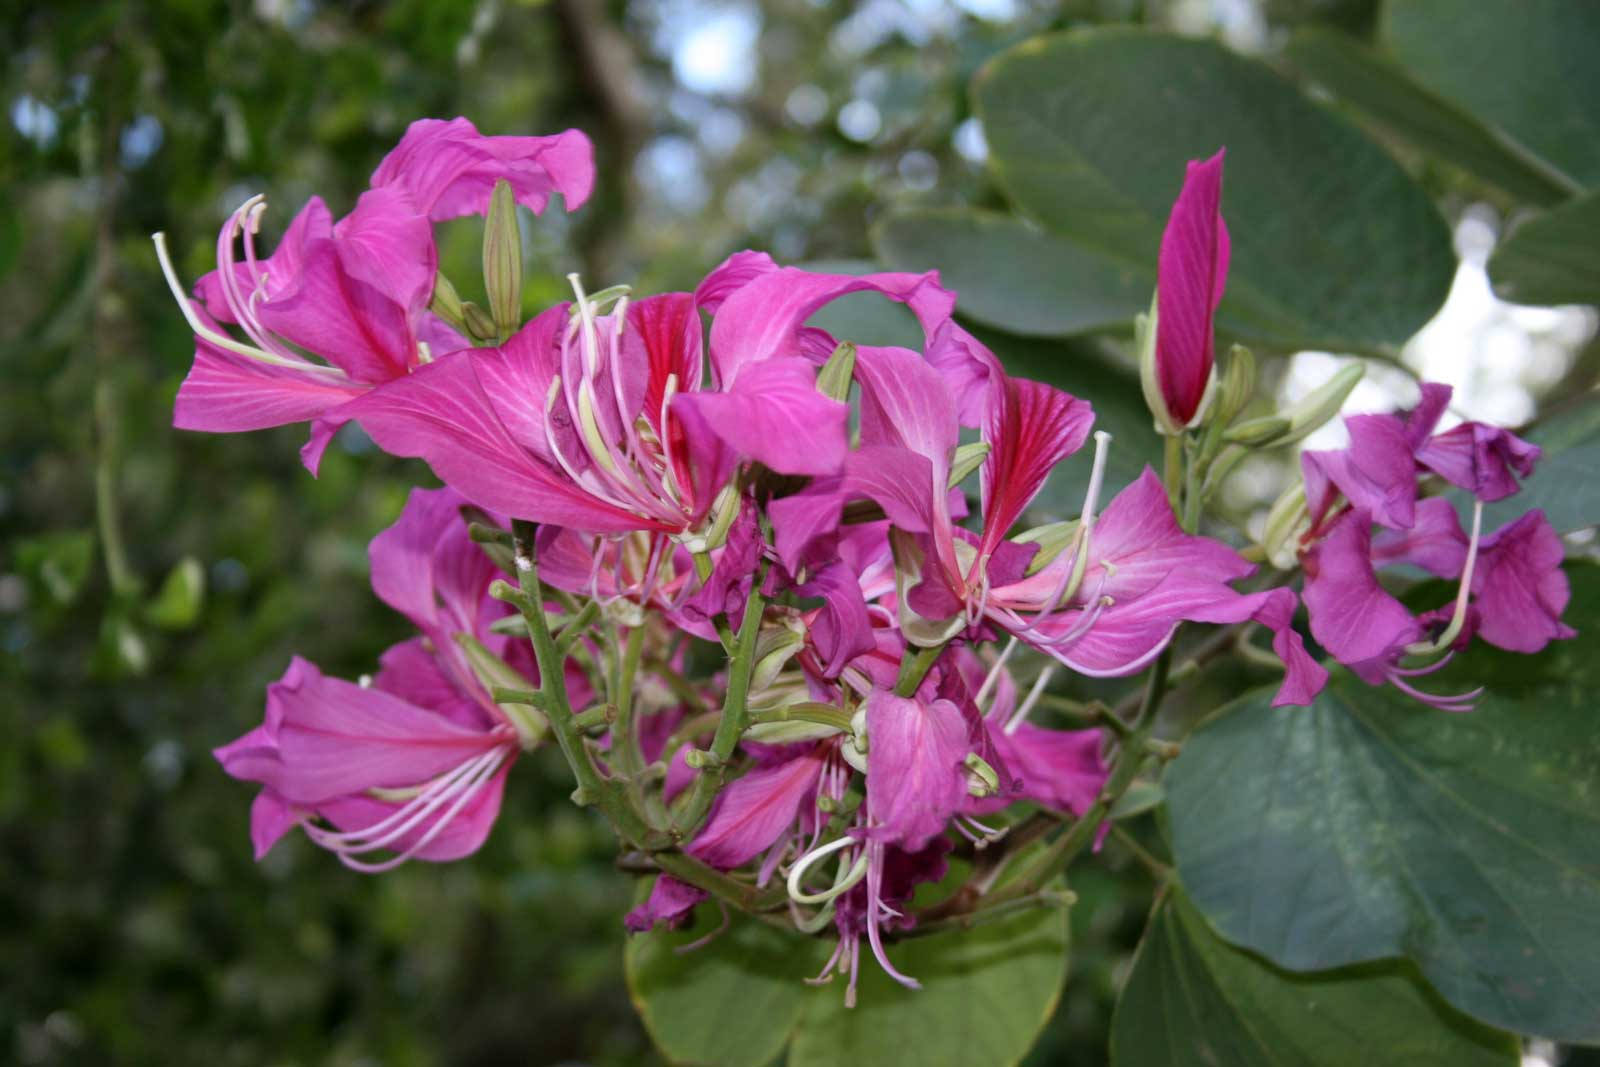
[1301,498,1572,709]
[1147,149,1230,432]
[1302,382,1541,532]
[158,119,595,460]
[214,487,543,868]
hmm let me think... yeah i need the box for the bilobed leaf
[624,901,824,1067]
[873,210,1149,337]
[1285,28,1572,206]
[1167,565,1600,1042]
[1383,0,1599,192]
[1488,190,1600,307]
[789,903,1068,1067]
[1111,891,1518,1067]
[973,28,1454,354]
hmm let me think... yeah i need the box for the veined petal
[1371,497,1469,579]
[671,357,849,477]
[1302,509,1420,667]
[468,304,571,464]
[706,263,955,387]
[371,117,595,219]
[265,657,502,805]
[1471,509,1575,653]
[256,236,415,383]
[689,743,828,870]
[798,561,876,679]
[308,352,659,533]
[630,292,704,434]
[865,692,970,850]
[173,337,366,433]
[333,186,437,316]
[1302,413,1417,530]
[313,763,510,862]
[1416,422,1541,502]
[979,374,1094,558]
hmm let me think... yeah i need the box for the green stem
[506,522,655,847]
[978,648,1171,910]
[747,702,854,732]
[673,563,769,837]
[894,643,942,698]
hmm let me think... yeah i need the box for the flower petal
[1155,149,1229,426]
[370,117,595,219]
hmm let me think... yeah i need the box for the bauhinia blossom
[156,118,595,464]
[214,487,546,868]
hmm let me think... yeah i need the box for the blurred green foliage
[5,0,1574,1063]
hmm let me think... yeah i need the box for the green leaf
[1285,28,1572,206]
[144,557,206,630]
[1383,0,1599,192]
[873,210,1149,337]
[625,902,823,1067]
[15,530,96,606]
[1488,190,1600,306]
[973,28,1454,353]
[789,903,1068,1067]
[1167,568,1600,1042]
[1111,891,1518,1066]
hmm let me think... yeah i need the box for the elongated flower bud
[483,178,523,336]
[1145,149,1230,434]
[1281,364,1364,446]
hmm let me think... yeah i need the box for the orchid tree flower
[776,347,1323,706]
[1140,149,1229,435]
[155,119,594,459]
[1301,499,1573,710]
[1302,382,1542,534]
[214,487,551,869]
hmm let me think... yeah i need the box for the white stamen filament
[151,231,345,375]
[1004,664,1056,735]
[302,747,507,872]
[1406,499,1484,658]
[973,636,1018,710]
[787,835,868,905]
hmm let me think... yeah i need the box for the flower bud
[1280,364,1364,446]
[482,178,523,337]
[1261,481,1309,570]
[1223,414,1292,447]
[962,752,1000,798]
[455,633,547,746]
[429,271,468,334]
[947,441,991,489]
[816,341,856,402]
[462,300,499,343]
[1214,344,1255,426]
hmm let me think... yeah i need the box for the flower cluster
[161,120,1572,1005]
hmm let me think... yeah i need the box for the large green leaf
[1383,0,1600,192]
[1285,28,1572,206]
[1111,891,1517,1066]
[873,210,1148,337]
[1488,190,1600,307]
[1167,566,1600,1042]
[625,902,824,1067]
[626,895,1067,1067]
[789,903,1068,1067]
[973,28,1454,354]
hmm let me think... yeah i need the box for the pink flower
[214,487,543,869]
[159,119,596,462]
